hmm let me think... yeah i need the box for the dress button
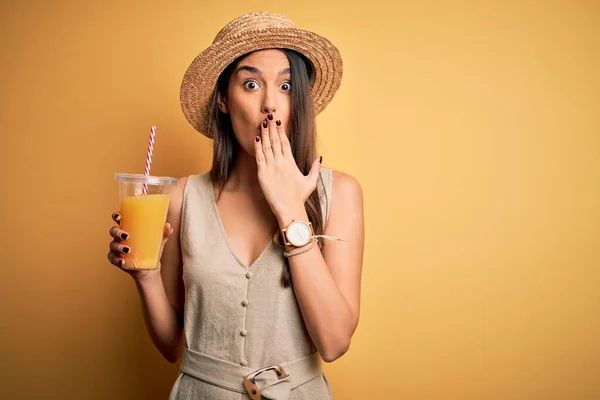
[241,300,249,307]
[241,360,248,367]
[245,271,252,279]
[240,329,248,337]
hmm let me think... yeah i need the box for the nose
[262,88,277,115]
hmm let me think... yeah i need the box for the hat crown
[213,12,296,44]
[181,11,342,137]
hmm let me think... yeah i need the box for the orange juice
[119,194,170,269]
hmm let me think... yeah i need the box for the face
[218,49,292,155]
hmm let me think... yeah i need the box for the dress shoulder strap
[318,167,333,227]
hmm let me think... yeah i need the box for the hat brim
[180,27,343,137]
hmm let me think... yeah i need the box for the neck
[225,148,262,194]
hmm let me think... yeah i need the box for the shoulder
[166,177,189,224]
[170,171,213,211]
[173,176,190,199]
[168,173,207,217]
[174,171,211,197]
[331,170,363,202]
[323,169,364,241]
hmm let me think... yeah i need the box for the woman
[108,12,364,399]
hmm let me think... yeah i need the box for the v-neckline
[205,174,275,270]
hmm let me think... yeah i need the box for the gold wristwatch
[278,220,314,247]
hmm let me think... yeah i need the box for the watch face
[287,222,312,246]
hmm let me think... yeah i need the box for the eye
[243,80,260,90]
[280,82,292,92]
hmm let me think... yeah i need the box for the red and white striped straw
[141,125,156,195]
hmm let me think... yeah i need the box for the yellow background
[1,1,599,399]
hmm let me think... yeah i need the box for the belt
[180,348,323,400]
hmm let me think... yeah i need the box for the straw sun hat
[180,11,343,138]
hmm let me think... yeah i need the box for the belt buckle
[243,365,289,400]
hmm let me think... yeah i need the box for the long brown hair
[207,49,325,288]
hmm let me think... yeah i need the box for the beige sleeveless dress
[169,168,334,400]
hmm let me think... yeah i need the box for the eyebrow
[235,65,291,76]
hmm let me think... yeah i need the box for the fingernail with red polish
[121,233,128,240]
[319,156,323,164]
[256,136,260,142]
[122,247,130,254]
[276,120,281,126]
[262,121,267,128]
[118,260,125,267]
[268,114,273,120]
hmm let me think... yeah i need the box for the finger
[261,119,274,163]
[110,240,130,255]
[268,114,282,157]
[158,223,175,258]
[163,222,173,237]
[276,120,292,157]
[111,211,121,226]
[255,135,266,166]
[109,226,129,241]
[107,251,125,268]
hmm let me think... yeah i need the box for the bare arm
[133,177,187,363]
[253,118,364,363]
[279,171,364,362]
